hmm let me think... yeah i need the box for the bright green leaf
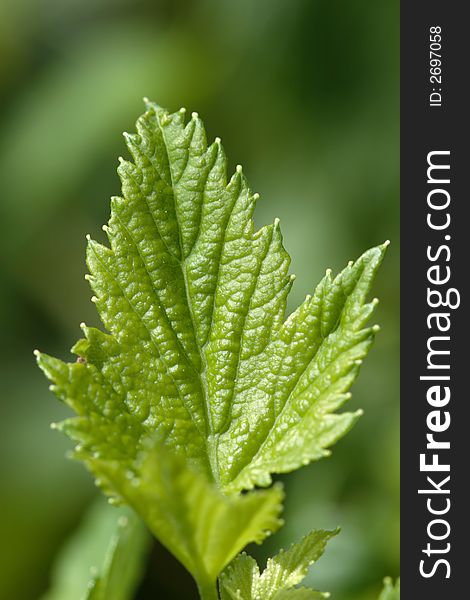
[43,497,150,600]
[257,529,337,595]
[92,443,284,595]
[378,577,400,600]
[36,101,386,491]
[219,529,335,600]
[36,101,387,594]
[218,553,259,600]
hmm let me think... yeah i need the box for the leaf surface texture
[37,101,387,593]
[219,529,336,600]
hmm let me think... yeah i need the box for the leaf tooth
[208,138,225,175]
[117,157,144,194]
[36,351,67,382]
[123,131,141,146]
[142,97,163,117]
[87,236,113,259]
[143,98,168,119]
[227,163,244,191]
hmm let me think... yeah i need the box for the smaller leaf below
[219,529,337,600]
[90,442,285,595]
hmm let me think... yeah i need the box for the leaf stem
[197,578,219,600]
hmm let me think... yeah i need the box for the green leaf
[43,497,150,600]
[378,577,400,600]
[36,101,387,490]
[219,529,336,600]
[92,443,284,595]
[36,101,387,593]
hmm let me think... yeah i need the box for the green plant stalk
[197,579,219,600]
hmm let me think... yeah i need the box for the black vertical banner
[401,3,467,598]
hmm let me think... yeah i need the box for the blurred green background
[0,0,399,598]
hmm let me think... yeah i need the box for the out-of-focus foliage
[43,498,150,600]
[378,578,400,600]
[0,1,399,599]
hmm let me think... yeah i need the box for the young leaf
[36,101,387,596]
[219,529,336,600]
[43,498,150,600]
[378,577,400,600]
[90,443,284,596]
[36,100,387,494]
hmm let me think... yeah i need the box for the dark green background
[0,1,399,598]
